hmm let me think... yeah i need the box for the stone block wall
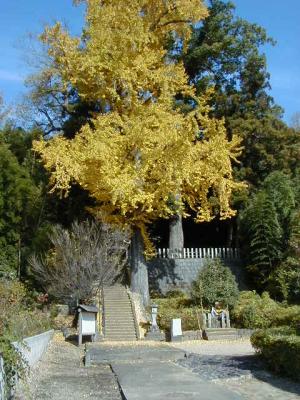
[147,258,245,295]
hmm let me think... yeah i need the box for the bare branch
[29,220,130,303]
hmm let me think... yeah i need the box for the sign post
[77,305,98,346]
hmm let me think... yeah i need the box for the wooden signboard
[77,305,98,345]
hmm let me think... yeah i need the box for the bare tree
[291,112,300,132]
[30,220,130,303]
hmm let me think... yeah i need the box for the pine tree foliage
[262,171,295,242]
[0,143,41,278]
[241,191,282,284]
[34,0,244,249]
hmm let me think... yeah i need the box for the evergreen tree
[0,143,42,278]
[241,191,282,289]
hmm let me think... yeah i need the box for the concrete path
[15,333,122,400]
[85,341,186,365]
[86,342,241,399]
[112,361,241,400]
[20,336,300,400]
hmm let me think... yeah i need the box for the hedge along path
[15,332,121,400]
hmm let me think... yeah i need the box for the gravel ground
[172,339,300,400]
[15,333,122,400]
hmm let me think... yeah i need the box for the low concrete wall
[0,355,5,400]
[148,258,245,295]
[13,329,54,367]
[0,330,54,399]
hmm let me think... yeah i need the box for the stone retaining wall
[13,329,54,367]
[148,258,245,295]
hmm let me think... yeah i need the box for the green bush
[7,309,52,340]
[232,291,279,328]
[191,258,239,308]
[232,291,300,329]
[0,280,51,340]
[251,328,300,381]
[152,294,200,332]
[0,336,27,395]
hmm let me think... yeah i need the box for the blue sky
[0,0,299,124]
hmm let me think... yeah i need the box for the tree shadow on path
[178,353,300,397]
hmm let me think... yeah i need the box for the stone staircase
[103,285,138,341]
[202,328,240,341]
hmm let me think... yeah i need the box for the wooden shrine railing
[156,247,240,260]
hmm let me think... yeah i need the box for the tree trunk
[226,220,234,248]
[169,214,184,249]
[130,228,150,307]
[234,219,240,249]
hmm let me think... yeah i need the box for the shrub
[232,291,279,329]
[251,328,300,381]
[0,337,27,396]
[7,309,52,340]
[232,291,300,329]
[0,280,28,337]
[273,305,300,331]
[30,220,129,303]
[269,256,300,302]
[153,294,200,332]
[191,258,239,308]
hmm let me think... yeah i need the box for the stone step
[105,305,132,309]
[204,335,240,341]
[105,325,135,330]
[105,332,136,336]
[204,328,237,333]
[103,284,137,341]
[105,329,136,336]
[105,322,135,327]
[105,310,133,314]
[203,328,240,340]
[105,333,136,337]
[105,311,132,313]
[105,325,135,334]
[104,338,137,342]
[104,297,129,300]
[105,312,133,316]
[105,318,135,322]
[105,310,133,313]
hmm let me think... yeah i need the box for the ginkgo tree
[34,0,244,305]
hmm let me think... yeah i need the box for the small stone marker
[77,304,98,346]
[171,318,182,342]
